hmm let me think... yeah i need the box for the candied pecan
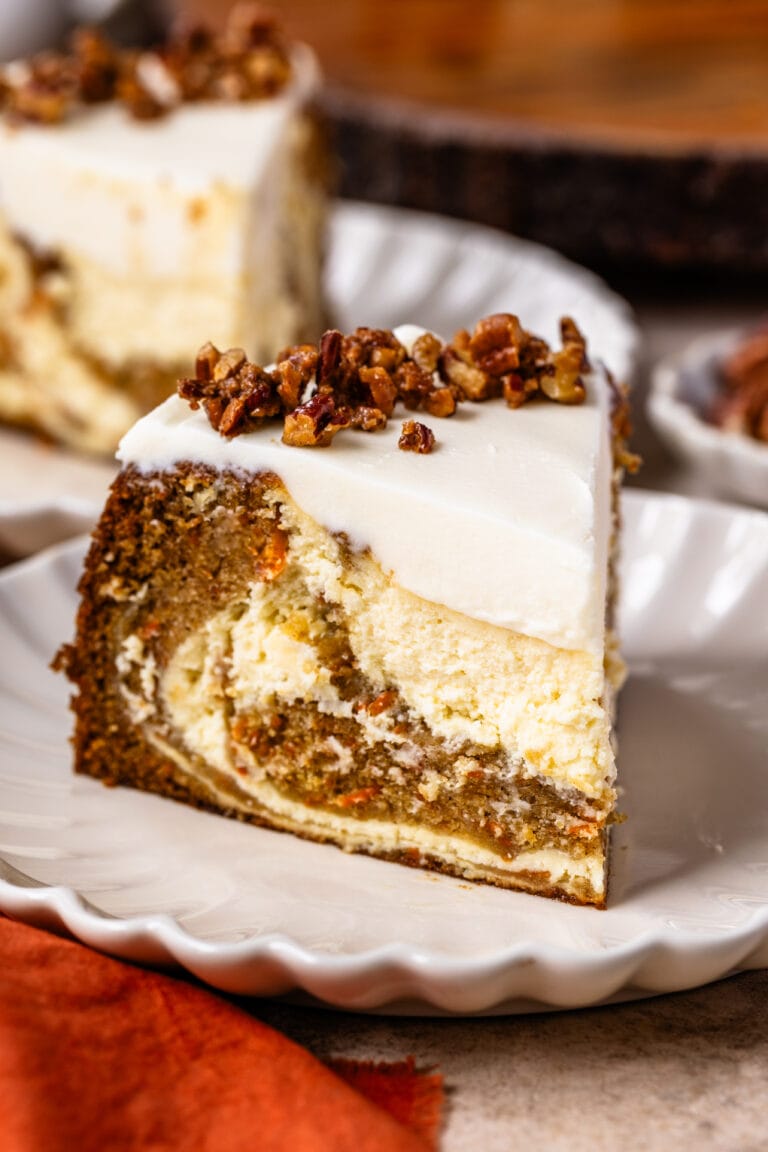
[317,329,343,385]
[166,30,217,101]
[218,395,250,436]
[213,347,247,382]
[502,373,526,408]
[398,420,435,453]
[194,341,221,381]
[274,362,303,410]
[243,47,292,96]
[440,345,495,401]
[717,325,768,442]
[274,344,318,409]
[71,28,118,103]
[201,396,226,429]
[424,386,456,417]
[396,360,435,410]
[359,365,397,415]
[238,366,282,418]
[467,313,523,375]
[7,54,76,123]
[411,331,443,373]
[343,328,405,372]
[351,405,388,432]
[282,393,350,447]
[518,333,551,381]
[540,318,587,404]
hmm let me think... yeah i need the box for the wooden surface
[187,0,768,147]
[182,0,768,271]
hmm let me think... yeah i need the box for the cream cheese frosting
[118,326,613,656]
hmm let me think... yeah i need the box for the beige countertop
[253,968,768,1151]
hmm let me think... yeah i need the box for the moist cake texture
[0,7,327,454]
[58,316,634,906]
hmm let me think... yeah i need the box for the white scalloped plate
[1,490,767,1013]
[0,200,637,557]
[648,328,768,509]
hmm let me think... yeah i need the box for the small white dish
[0,200,637,557]
[1,490,767,1014]
[649,329,768,508]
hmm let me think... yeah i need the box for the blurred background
[5,0,768,279]
[2,0,767,506]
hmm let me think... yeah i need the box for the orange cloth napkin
[0,917,442,1152]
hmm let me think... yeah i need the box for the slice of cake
[57,314,635,906]
[0,6,327,454]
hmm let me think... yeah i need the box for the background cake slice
[0,6,327,454]
[58,315,634,906]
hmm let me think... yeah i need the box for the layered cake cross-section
[57,314,635,906]
[0,6,327,454]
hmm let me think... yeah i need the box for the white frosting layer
[0,46,318,278]
[118,327,613,654]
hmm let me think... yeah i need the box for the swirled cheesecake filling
[87,464,618,904]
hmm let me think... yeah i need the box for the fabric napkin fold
[0,916,442,1152]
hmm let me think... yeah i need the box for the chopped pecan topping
[540,317,588,404]
[72,28,119,104]
[396,360,437,410]
[424,386,456,418]
[411,331,442,373]
[467,313,523,375]
[358,366,397,415]
[713,325,768,443]
[317,329,343,385]
[194,341,221,382]
[441,337,498,401]
[398,420,435,454]
[351,405,388,432]
[179,314,598,451]
[282,393,350,447]
[0,2,292,125]
[213,347,247,382]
